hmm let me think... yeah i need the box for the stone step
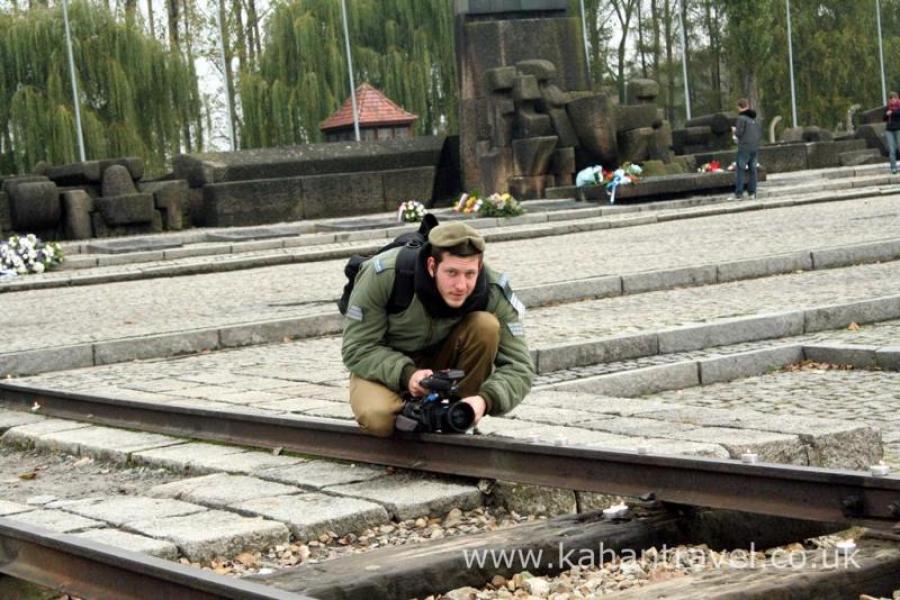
[43,168,894,278]
[4,193,900,375]
[840,148,886,167]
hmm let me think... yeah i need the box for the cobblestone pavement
[16,261,900,392]
[532,318,900,386]
[648,368,900,468]
[5,195,900,353]
[526,261,900,345]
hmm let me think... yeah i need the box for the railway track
[0,517,306,599]
[2,381,898,531]
[3,350,899,594]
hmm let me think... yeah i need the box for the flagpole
[62,0,86,161]
[876,0,887,104]
[678,0,691,120]
[340,0,360,142]
[786,0,798,128]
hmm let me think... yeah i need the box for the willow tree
[0,0,202,174]
[240,0,456,148]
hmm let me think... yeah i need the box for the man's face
[427,253,481,308]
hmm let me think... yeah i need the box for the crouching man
[341,222,534,437]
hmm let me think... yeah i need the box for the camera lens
[444,402,475,433]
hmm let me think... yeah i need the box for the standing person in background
[883,91,900,175]
[734,98,762,200]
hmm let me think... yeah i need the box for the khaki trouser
[350,311,500,437]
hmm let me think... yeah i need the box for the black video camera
[395,369,475,434]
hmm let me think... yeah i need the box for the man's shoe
[734,194,743,200]
[749,193,757,200]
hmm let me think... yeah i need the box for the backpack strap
[387,242,420,314]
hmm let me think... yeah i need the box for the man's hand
[408,369,433,397]
[461,395,487,424]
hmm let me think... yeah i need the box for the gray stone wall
[173,137,446,187]
[202,166,437,227]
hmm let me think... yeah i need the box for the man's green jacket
[341,247,533,415]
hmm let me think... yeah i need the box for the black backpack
[337,214,439,316]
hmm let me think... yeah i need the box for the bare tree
[146,0,155,38]
[637,0,648,78]
[663,0,677,123]
[218,0,238,145]
[702,0,723,111]
[610,0,639,103]
[166,0,179,51]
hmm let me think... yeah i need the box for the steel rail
[0,519,307,600]
[2,381,899,530]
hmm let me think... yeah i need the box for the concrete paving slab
[1,419,93,447]
[130,442,250,474]
[25,495,58,506]
[152,397,273,416]
[662,427,807,464]
[492,481,576,516]
[476,418,731,458]
[127,509,290,562]
[148,473,302,508]
[303,404,355,419]
[256,460,387,489]
[71,528,180,560]
[474,416,549,437]
[195,389,293,405]
[167,384,237,399]
[505,405,613,427]
[0,410,44,432]
[230,493,390,541]
[223,376,300,391]
[713,414,882,469]
[54,496,207,527]
[8,509,104,533]
[131,442,303,474]
[122,379,199,393]
[579,416,700,438]
[641,406,782,428]
[250,398,340,413]
[31,425,183,463]
[527,390,675,416]
[325,474,482,520]
[0,500,35,516]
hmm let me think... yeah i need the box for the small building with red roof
[320,83,419,142]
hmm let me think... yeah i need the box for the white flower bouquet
[397,200,427,223]
[0,234,64,279]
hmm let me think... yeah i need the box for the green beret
[428,222,486,256]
